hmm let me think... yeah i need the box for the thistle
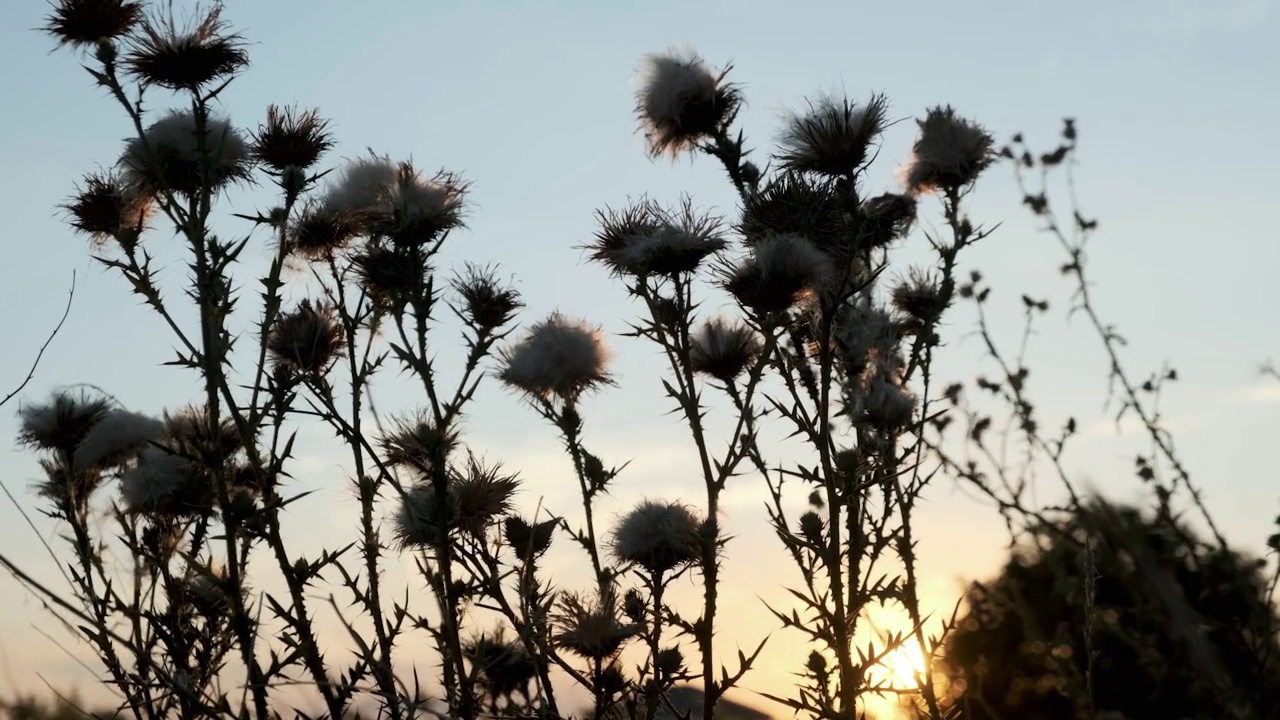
[252,104,333,173]
[904,106,997,193]
[120,110,251,197]
[721,233,833,314]
[498,313,612,401]
[587,198,726,278]
[43,0,142,49]
[689,318,763,383]
[267,299,346,376]
[612,500,703,574]
[452,264,523,330]
[553,590,642,660]
[62,170,154,247]
[635,49,741,158]
[124,3,248,91]
[777,94,889,178]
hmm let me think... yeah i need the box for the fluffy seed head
[124,4,248,90]
[72,408,163,472]
[852,372,917,431]
[44,0,141,49]
[252,105,333,173]
[499,313,612,400]
[325,155,398,219]
[612,500,702,574]
[777,94,889,177]
[62,170,154,247]
[286,201,361,260]
[380,413,459,478]
[739,173,848,251]
[833,302,903,374]
[17,389,114,456]
[721,233,833,314]
[376,164,468,247]
[860,192,918,249]
[636,49,741,158]
[904,106,996,193]
[891,268,950,326]
[120,446,188,514]
[452,264,522,330]
[392,459,518,546]
[351,244,429,312]
[120,110,251,197]
[588,198,726,277]
[267,299,345,376]
[689,318,763,383]
[553,590,641,660]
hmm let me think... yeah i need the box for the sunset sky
[1,0,1277,717]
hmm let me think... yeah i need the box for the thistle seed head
[553,590,641,660]
[904,106,996,194]
[252,104,333,173]
[777,94,889,178]
[452,264,522,330]
[62,170,154,247]
[721,233,833,314]
[612,499,703,574]
[588,197,726,278]
[689,318,763,383]
[498,313,612,401]
[739,173,848,252]
[286,201,361,261]
[124,3,248,91]
[44,0,141,50]
[120,110,251,197]
[267,299,346,376]
[636,49,741,159]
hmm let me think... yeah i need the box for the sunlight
[883,642,928,689]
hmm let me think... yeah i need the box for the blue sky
[0,0,1278,714]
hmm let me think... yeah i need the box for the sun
[881,642,928,690]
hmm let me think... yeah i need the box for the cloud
[1229,382,1280,405]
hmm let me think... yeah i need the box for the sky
[0,0,1278,717]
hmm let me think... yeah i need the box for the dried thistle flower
[777,94,889,177]
[252,104,333,173]
[393,484,453,547]
[124,3,247,90]
[72,408,163,472]
[44,0,141,50]
[689,318,763,383]
[904,106,996,194]
[860,192,918,249]
[120,446,189,514]
[286,201,361,260]
[851,371,917,431]
[380,413,459,477]
[721,233,833,314]
[833,302,903,373]
[891,268,950,326]
[120,110,251,197]
[17,389,114,455]
[452,264,522,330]
[160,404,244,464]
[464,633,537,700]
[451,455,520,535]
[351,244,429,312]
[636,49,741,158]
[325,154,397,218]
[62,170,154,246]
[612,500,702,574]
[739,173,847,251]
[503,515,556,561]
[267,300,345,376]
[376,163,468,247]
[553,590,641,660]
[498,313,612,400]
[587,198,726,277]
